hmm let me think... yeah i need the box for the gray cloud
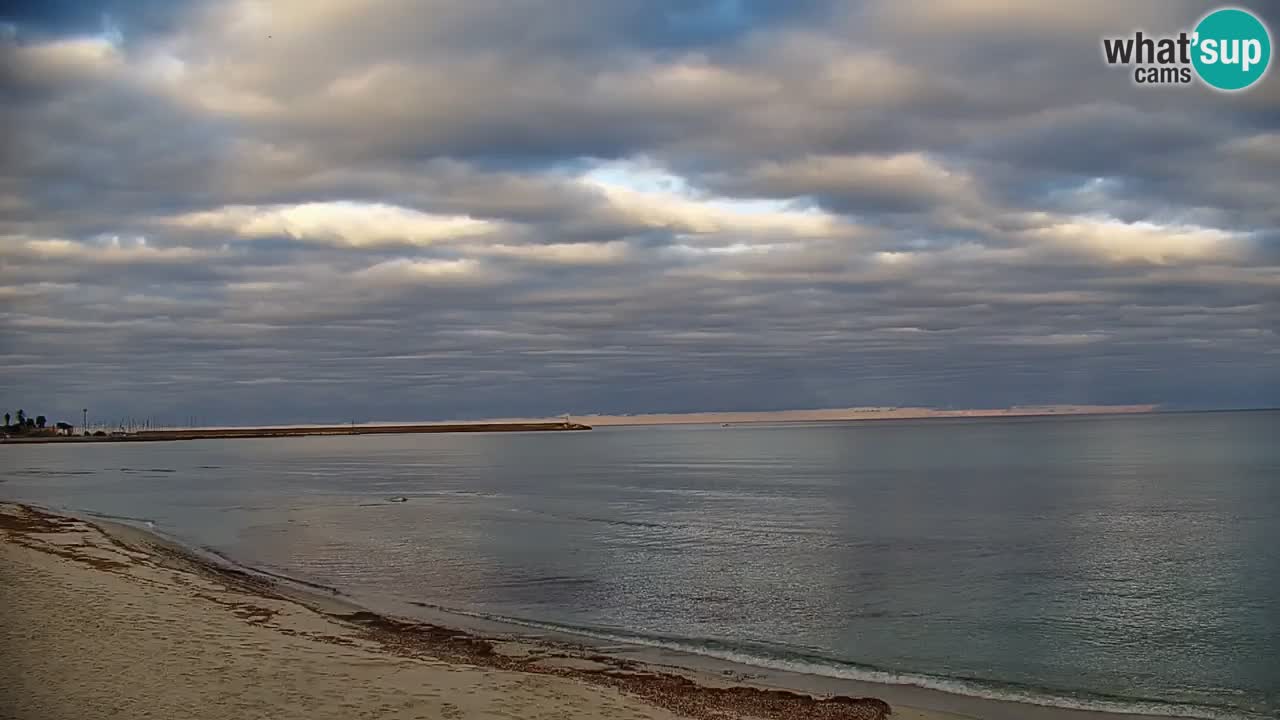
[1,0,1277,424]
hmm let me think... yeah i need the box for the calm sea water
[3,412,1278,718]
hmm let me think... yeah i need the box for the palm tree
[36,415,46,428]
[3,412,9,428]
[15,409,25,425]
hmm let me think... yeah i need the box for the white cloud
[14,37,123,81]
[580,164,850,239]
[167,202,498,247]
[1022,216,1242,264]
[12,237,217,264]
[354,257,488,284]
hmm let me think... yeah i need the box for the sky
[1,0,1277,425]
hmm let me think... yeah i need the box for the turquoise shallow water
[3,411,1278,718]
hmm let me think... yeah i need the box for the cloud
[0,0,1277,422]
[865,0,1194,37]
[167,202,499,248]
[723,152,982,213]
[477,241,631,265]
[9,36,122,79]
[581,174,849,239]
[7,235,221,264]
[1020,216,1244,264]
[353,258,490,284]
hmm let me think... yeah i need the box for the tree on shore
[4,409,62,435]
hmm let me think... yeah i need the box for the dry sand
[0,503,948,720]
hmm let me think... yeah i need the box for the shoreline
[1,502,1216,720]
[0,501,894,720]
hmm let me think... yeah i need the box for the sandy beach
[0,503,938,720]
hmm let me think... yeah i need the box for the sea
[2,411,1277,719]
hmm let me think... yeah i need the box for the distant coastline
[571,404,1160,427]
[1,405,1168,444]
[1,421,591,444]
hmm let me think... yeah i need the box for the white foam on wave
[425,605,1263,720]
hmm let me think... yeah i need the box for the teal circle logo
[1192,8,1272,91]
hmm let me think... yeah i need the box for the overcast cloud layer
[2,0,1278,424]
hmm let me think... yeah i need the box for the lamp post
[82,408,88,434]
